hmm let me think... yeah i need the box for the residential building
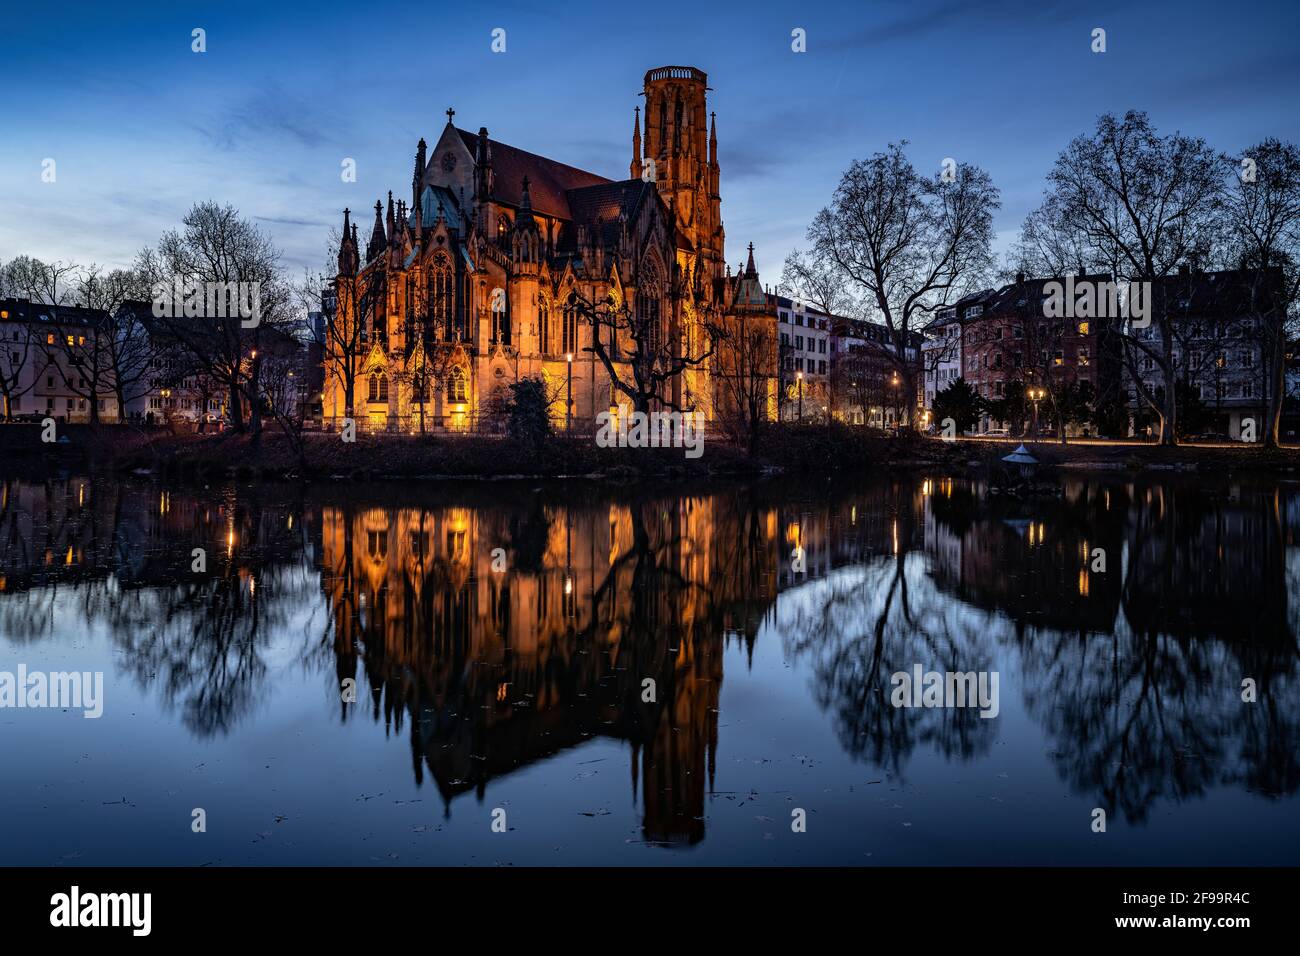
[1126,265,1282,439]
[0,298,120,422]
[773,294,832,420]
[921,304,968,410]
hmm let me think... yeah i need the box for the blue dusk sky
[1,0,1297,285]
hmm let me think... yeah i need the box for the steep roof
[565,180,654,227]
[456,128,610,220]
[411,184,463,230]
[0,297,111,329]
[1150,266,1285,318]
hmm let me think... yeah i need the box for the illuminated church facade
[325,65,774,433]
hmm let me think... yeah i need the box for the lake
[1,471,1297,865]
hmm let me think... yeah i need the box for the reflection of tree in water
[1005,479,1300,823]
[777,484,1000,775]
[0,477,318,738]
[1021,628,1300,824]
[775,473,1300,823]
[101,489,314,737]
[4,471,1298,836]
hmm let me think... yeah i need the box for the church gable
[424,122,476,198]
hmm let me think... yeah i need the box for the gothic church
[326,65,771,433]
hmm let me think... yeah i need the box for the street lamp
[1027,385,1045,439]
[890,372,900,434]
[566,352,573,433]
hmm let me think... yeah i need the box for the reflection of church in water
[320,492,780,844]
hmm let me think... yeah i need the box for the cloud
[820,0,1085,53]
[199,83,336,151]
[254,215,329,228]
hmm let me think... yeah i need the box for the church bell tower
[637,66,725,283]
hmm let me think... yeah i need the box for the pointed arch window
[411,360,429,402]
[638,266,662,355]
[562,293,579,356]
[538,298,551,355]
[448,366,468,403]
[606,291,619,359]
[428,252,454,340]
[368,275,386,339]
[368,372,388,403]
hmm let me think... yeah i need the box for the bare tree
[805,142,1000,430]
[712,311,776,451]
[1,256,79,305]
[1024,112,1223,445]
[136,202,296,438]
[569,283,720,416]
[779,248,861,317]
[78,265,155,419]
[326,268,385,429]
[0,261,36,419]
[297,232,373,430]
[1222,138,1300,445]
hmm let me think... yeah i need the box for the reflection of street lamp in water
[796,370,803,420]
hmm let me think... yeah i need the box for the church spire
[630,106,643,180]
[475,126,494,201]
[385,190,395,242]
[517,176,538,234]
[413,137,426,208]
[709,111,718,167]
[366,199,386,261]
[337,208,358,276]
[745,242,757,278]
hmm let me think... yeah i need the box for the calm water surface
[1,472,1297,865]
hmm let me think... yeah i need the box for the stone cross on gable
[446,107,455,124]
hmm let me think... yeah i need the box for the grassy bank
[3,422,1299,481]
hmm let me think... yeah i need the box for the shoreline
[3,423,1300,482]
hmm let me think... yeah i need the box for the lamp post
[1027,385,1045,440]
[566,352,573,433]
[796,370,803,420]
[890,372,900,434]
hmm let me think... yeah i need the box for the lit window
[448,367,467,403]
[1077,321,1089,335]
[47,334,55,344]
